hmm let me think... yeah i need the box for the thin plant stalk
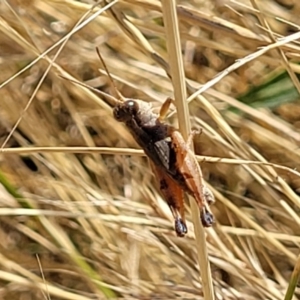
[161,1,215,299]
[284,254,300,300]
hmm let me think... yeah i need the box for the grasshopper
[98,49,214,236]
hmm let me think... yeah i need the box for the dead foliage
[0,0,300,299]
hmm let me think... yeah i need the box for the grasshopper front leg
[158,97,174,121]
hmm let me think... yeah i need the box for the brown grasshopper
[97,49,214,236]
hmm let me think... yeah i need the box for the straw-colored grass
[0,0,300,299]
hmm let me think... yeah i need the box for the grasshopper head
[113,100,139,122]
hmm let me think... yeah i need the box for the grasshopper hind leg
[174,216,187,237]
[200,206,214,227]
[169,205,187,237]
[150,162,187,237]
[170,130,215,228]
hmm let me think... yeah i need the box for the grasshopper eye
[124,100,138,115]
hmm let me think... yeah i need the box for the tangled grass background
[0,0,300,299]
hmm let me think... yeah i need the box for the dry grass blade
[161,1,214,299]
[2,145,300,178]
[0,0,119,89]
[0,270,94,300]
[188,30,300,103]
[0,0,118,150]
[284,254,300,300]
[249,0,300,95]
[35,254,51,300]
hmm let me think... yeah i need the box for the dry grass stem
[161,1,214,299]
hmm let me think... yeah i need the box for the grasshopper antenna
[59,75,120,106]
[96,47,125,103]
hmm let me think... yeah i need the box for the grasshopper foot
[200,208,214,227]
[175,217,188,237]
